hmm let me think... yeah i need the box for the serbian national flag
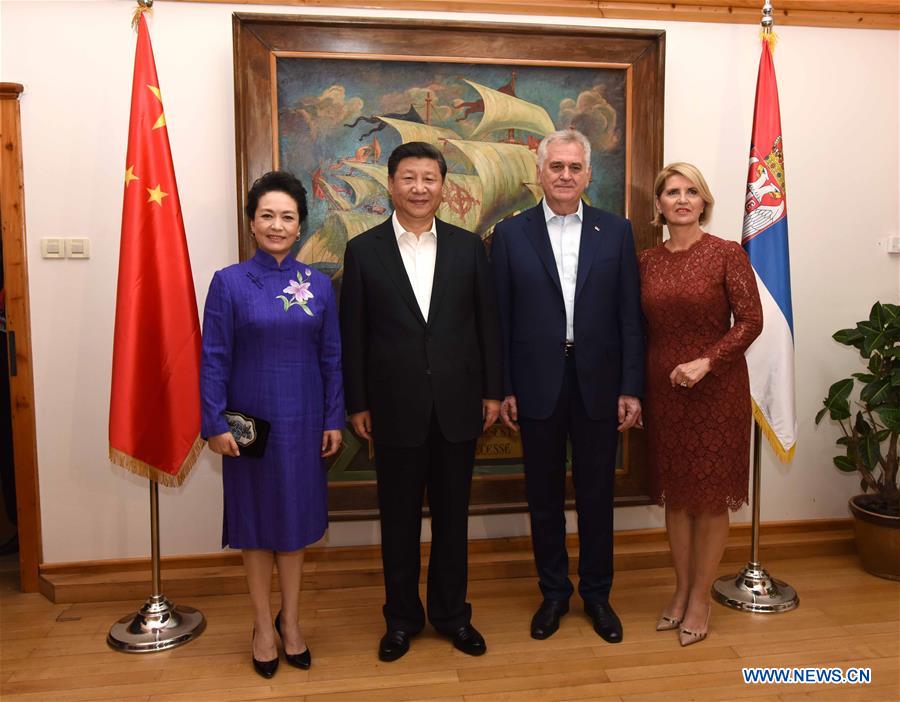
[109,12,203,486]
[741,36,797,462]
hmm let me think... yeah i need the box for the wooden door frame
[1,82,42,592]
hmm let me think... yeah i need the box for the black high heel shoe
[275,610,311,669]
[251,628,279,678]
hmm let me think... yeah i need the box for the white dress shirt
[392,211,438,321]
[543,199,583,342]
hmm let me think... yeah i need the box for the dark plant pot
[848,494,900,581]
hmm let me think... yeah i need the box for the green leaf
[833,327,864,347]
[815,407,829,425]
[859,320,888,357]
[823,378,854,420]
[860,433,882,471]
[875,428,891,442]
[860,377,891,406]
[881,302,899,321]
[889,347,900,358]
[853,372,876,383]
[892,368,900,387]
[276,295,291,312]
[302,305,314,317]
[854,411,872,435]
[874,407,900,433]
[869,301,885,329]
[833,456,857,472]
[868,353,883,374]
[836,436,852,446]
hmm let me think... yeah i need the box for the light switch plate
[41,238,64,258]
[66,238,90,259]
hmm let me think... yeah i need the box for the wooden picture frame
[232,14,665,519]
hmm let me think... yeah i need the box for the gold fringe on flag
[132,0,153,32]
[751,400,795,464]
[109,435,205,488]
[760,29,779,52]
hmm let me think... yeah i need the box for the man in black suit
[340,142,503,661]
[491,129,644,644]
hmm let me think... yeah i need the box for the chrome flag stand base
[713,562,798,613]
[108,480,206,653]
[712,424,799,614]
[108,595,206,653]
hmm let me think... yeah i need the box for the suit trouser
[519,356,618,604]
[374,412,476,634]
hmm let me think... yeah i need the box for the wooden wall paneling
[37,518,856,603]
[169,0,900,31]
[0,83,42,592]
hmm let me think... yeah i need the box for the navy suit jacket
[491,202,644,421]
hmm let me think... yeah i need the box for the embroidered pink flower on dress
[283,278,314,304]
[276,270,316,316]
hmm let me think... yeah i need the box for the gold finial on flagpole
[760,1,778,50]
[132,0,153,31]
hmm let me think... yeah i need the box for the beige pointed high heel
[655,614,682,631]
[678,606,711,647]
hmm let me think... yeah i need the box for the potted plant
[816,301,899,579]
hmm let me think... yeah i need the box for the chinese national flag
[109,13,203,486]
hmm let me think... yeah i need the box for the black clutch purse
[223,409,270,458]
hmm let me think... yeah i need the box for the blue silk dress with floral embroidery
[200,249,344,551]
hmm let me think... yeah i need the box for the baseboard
[38,518,854,604]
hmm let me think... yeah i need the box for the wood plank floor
[2,552,897,701]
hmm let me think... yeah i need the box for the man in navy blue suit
[491,129,644,643]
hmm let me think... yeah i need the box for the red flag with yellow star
[109,13,203,486]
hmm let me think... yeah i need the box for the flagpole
[108,0,206,651]
[712,1,799,613]
[108,480,206,652]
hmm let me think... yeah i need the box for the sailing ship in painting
[296,74,556,279]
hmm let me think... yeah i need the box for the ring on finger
[680,380,688,387]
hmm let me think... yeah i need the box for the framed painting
[233,15,665,519]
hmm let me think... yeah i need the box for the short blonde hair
[652,162,714,227]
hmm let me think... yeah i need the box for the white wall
[1,0,897,564]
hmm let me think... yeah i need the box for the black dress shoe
[451,624,486,656]
[531,599,569,640]
[378,629,411,662]
[252,628,279,679]
[275,610,311,669]
[584,601,623,644]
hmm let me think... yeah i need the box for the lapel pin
[594,225,600,231]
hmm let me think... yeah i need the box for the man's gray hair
[536,128,592,170]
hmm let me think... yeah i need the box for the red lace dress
[639,234,763,514]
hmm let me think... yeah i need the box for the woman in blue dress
[200,171,344,677]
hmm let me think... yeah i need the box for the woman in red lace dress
[639,163,762,646]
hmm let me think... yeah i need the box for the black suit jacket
[340,217,504,446]
[491,202,644,420]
